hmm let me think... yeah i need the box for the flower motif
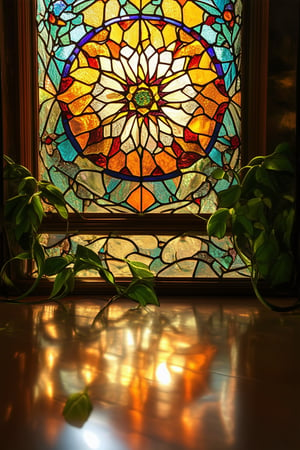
[57,19,229,189]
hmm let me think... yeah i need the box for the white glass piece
[162,73,190,93]
[112,116,126,136]
[141,122,148,147]
[145,45,155,59]
[183,85,198,98]
[161,106,191,126]
[163,90,191,103]
[120,45,135,59]
[149,118,158,141]
[171,57,185,73]
[100,74,123,91]
[128,52,139,77]
[112,60,126,81]
[182,100,199,114]
[149,53,159,79]
[157,63,170,79]
[99,102,123,120]
[99,56,112,72]
[157,117,172,134]
[140,53,148,77]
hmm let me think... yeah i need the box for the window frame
[0,0,270,295]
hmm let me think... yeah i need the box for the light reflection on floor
[1,298,300,449]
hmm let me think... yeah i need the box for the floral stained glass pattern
[41,233,247,279]
[38,0,242,214]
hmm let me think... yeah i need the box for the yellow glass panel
[78,51,88,67]
[146,23,164,48]
[109,23,124,45]
[57,81,93,104]
[175,41,205,58]
[232,91,241,107]
[124,21,140,48]
[162,0,182,22]
[155,151,177,173]
[188,114,215,136]
[104,0,121,23]
[70,68,99,84]
[183,2,204,28]
[82,42,110,57]
[141,150,156,176]
[179,30,194,43]
[199,52,213,70]
[44,75,57,95]
[83,139,112,156]
[189,68,217,86]
[141,0,153,7]
[175,138,206,155]
[76,132,90,150]
[69,94,93,116]
[69,113,100,136]
[82,1,104,28]
[162,24,177,48]
[92,30,109,43]
[39,88,54,103]
[108,152,126,172]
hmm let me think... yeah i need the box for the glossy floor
[0,297,300,450]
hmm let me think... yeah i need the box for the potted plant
[0,156,158,311]
[207,142,297,311]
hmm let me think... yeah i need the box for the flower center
[133,89,153,107]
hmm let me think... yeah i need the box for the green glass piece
[134,89,152,107]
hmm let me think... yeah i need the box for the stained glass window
[37,0,242,215]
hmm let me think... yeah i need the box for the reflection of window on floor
[37,0,245,281]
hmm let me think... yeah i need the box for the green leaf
[75,244,101,266]
[33,240,45,274]
[263,152,294,173]
[253,230,266,253]
[255,232,279,278]
[126,282,159,306]
[211,168,226,180]
[246,198,264,221]
[207,208,231,239]
[270,252,294,286]
[255,166,277,191]
[0,252,31,286]
[63,390,93,428]
[233,214,254,237]
[39,182,68,219]
[18,176,37,195]
[218,185,241,208]
[4,194,28,221]
[283,208,295,247]
[43,256,73,276]
[3,159,32,179]
[125,260,154,280]
[98,267,115,285]
[31,195,45,224]
[49,267,74,299]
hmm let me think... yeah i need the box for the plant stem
[91,294,122,327]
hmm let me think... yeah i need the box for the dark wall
[267,0,299,152]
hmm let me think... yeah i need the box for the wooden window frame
[0,0,270,295]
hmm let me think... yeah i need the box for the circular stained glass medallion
[57,16,229,183]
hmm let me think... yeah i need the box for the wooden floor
[0,296,300,450]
